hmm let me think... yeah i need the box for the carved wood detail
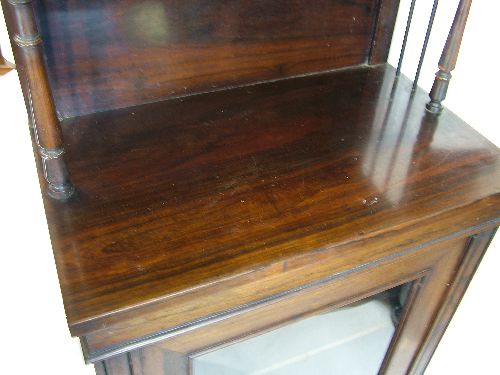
[2,0,73,199]
[427,0,472,114]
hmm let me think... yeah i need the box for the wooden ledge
[42,64,499,355]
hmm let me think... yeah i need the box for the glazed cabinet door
[95,228,496,375]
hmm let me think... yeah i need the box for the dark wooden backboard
[33,0,397,118]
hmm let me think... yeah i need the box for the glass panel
[193,283,411,375]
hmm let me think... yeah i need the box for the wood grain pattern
[34,0,382,118]
[98,231,492,374]
[39,64,499,354]
[82,207,497,359]
[135,236,458,359]
[3,1,496,373]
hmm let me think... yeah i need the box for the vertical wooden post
[3,0,74,199]
[426,0,472,114]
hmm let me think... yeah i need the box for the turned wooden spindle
[426,0,472,114]
[2,0,74,199]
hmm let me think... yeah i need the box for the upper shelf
[35,0,384,118]
[44,64,499,340]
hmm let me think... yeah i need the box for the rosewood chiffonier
[2,0,498,374]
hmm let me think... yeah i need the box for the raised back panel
[35,0,383,118]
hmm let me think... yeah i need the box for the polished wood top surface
[44,64,499,337]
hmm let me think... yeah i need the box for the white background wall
[0,1,498,374]
[390,1,500,374]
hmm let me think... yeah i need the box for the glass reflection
[193,285,409,375]
[362,75,421,206]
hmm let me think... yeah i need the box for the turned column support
[3,0,74,199]
[426,0,472,114]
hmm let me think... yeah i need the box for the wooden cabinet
[91,231,497,375]
[1,0,498,374]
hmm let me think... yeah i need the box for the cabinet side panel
[409,228,497,375]
[381,229,497,374]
